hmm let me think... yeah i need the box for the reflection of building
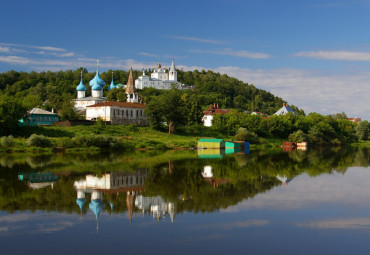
[74,170,147,193]
[276,175,294,186]
[18,172,60,189]
[74,170,148,227]
[135,195,176,224]
[201,165,229,187]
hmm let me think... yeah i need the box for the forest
[0,68,369,144]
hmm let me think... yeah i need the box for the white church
[135,58,181,90]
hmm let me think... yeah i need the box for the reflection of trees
[0,147,368,214]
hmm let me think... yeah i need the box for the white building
[73,69,106,112]
[85,67,148,126]
[274,104,297,115]
[135,59,181,90]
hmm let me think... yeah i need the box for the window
[126,110,128,116]
[131,110,133,116]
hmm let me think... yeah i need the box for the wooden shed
[198,139,225,149]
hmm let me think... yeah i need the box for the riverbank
[1,125,368,152]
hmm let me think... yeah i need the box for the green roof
[198,139,224,142]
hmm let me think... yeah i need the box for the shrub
[1,135,15,147]
[288,130,308,143]
[27,134,53,147]
[72,135,123,149]
[235,127,259,144]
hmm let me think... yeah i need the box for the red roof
[204,105,229,115]
[87,101,146,108]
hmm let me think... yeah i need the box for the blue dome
[76,78,86,91]
[107,79,116,91]
[89,69,106,87]
[92,83,102,91]
[76,198,86,210]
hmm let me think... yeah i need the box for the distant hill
[0,68,300,115]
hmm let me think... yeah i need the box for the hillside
[0,68,297,115]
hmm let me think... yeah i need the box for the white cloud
[0,43,67,52]
[191,49,271,59]
[169,35,226,45]
[139,52,158,58]
[213,66,370,120]
[295,50,370,61]
[0,46,10,53]
[57,52,74,57]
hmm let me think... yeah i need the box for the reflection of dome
[76,198,86,211]
[89,199,105,219]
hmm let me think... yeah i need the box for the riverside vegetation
[0,69,369,151]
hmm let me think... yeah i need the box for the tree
[356,121,369,140]
[181,93,203,126]
[146,89,186,134]
[0,94,27,135]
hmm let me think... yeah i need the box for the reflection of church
[73,170,177,227]
[74,170,148,230]
[276,175,294,186]
[135,195,176,224]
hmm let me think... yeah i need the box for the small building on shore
[19,108,60,126]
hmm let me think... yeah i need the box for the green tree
[356,121,369,140]
[0,94,27,135]
[146,88,186,134]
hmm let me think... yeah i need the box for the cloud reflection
[296,218,370,229]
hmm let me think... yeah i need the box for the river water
[0,147,369,254]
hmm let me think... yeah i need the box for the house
[274,103,297,115]
[19,108,60,126]
[348,118,361,124]
[86,101,147,125]
[202,104,230,127]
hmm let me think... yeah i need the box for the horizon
[0,0,369,121]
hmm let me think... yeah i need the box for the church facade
[85,67,148,126]
[135,58,181,90]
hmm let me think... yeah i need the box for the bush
[288,130,308,143]
[72,135,123,149]
[1,135,15,147]
[27,134,53,148]
[235,127,259,144]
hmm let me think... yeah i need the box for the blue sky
[0,0,369,120]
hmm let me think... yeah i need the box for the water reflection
[0,147,368,217]
[1,147,370,254]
